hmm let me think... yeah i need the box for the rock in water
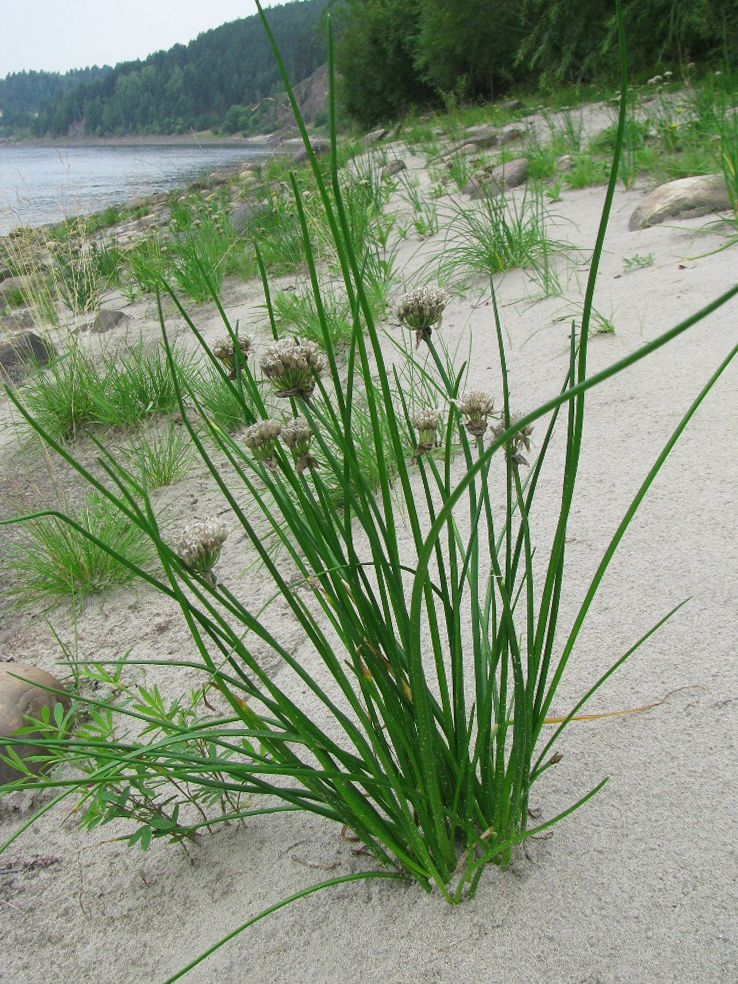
[0,665,70,786]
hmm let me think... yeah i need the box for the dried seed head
[281,416,312,449]
[492,413,534,467]
[453,390,495,439]
[260,338,326,400]
[244,418,283,467]
[212,334,253,377]
[396,285,449,348]
[282,416,317,472]
[175,517,228,581]
[411,407,441,455]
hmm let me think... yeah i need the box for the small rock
[382,159,407,179]
[500,125,527,144]
[0,664,71,786]
[629,174,732,230]
[229,200,270,234]
[89,309,129,334]
[0,331,57,382]
[365,128,388,144]
[1,310,36,333]
[0,276,25,303]
[556,154,574,172]
[464,157,529,199]
[281,138,330,163]
[461,125,499,150]
[499,98,523,113]
[208,167,235,186]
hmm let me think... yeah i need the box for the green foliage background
[336,0,738,126]
[4,0,738,136]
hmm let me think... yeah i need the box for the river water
[0,143,273,235]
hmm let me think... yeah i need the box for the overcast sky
[0,1,284,76]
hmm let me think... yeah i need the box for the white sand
[1,130,737,984]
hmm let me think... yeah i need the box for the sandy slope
[1,129,737,984]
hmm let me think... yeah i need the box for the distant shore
[0,130,283,149]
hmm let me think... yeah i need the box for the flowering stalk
[411,407,441,455]
[281,417,318,472]
[212,334,253,379]
[243,418,283,469]
[396,285,449,349]
[453,391,496,440]
[260,338,326,400]
[174,517,228,585]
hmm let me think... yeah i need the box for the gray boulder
[0,664,71,786]
[0,331,57,382]
[1,310,35,333]
[382,159,407,179]
[365,128,388,143]
[86,309,129,335]
[464,157,529,199]
[460,125,499,150]
[629,174,732,230]
[229,200,271,235]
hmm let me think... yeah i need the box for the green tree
[414,0,524,99]
[334,0,435,127]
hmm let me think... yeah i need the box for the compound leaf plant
[2,2,738,980]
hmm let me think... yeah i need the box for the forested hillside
[5,0,738,138]
[335,0,738,126]
[0,68,111,133]
[26,0,328,137]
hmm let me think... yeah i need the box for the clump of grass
[116,419,196,489]
[2,490,157,609]
[168,215,236,302]
[124,235,168,296]
[436,187,566,293]
[564,153,612,188]
[190,362,256,434]
[16,344,104,442]
[272,285,354,350]
[15,340,198,443]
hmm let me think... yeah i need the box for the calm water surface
[0,144,272,235]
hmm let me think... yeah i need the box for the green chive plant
[2,4,738,981]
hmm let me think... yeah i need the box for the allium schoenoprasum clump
[4,4,738,978]
[396,285,449,348]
